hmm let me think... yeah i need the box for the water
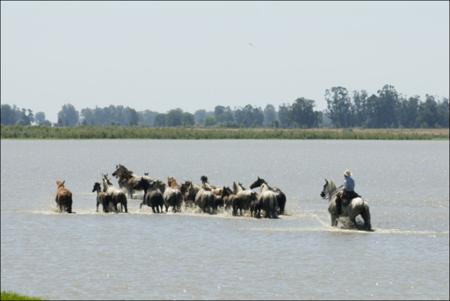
[1,140,448,300]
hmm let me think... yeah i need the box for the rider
[200,175,213,191]
[336,169,360,214]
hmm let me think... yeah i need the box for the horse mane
[114,165,134,179]
[260,183,270,192]
[325,178,338,198]
[233,182,245,194]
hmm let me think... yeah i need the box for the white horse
[102,174,128,213]
[256,183,279,218]
[231,182,257,216]
[320,178,372,231]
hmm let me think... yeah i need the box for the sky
[1,1,449,122]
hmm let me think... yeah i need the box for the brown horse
[55,180,73,213]
[163,177,183,212]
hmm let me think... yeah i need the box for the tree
[194,110,207,126]
[34,111,51,126]
[376,84,400,127]
[204,115,216,127]
[325,86,354,128]
[436,98,449,128]
[182,112,195,126]
[398,96,420,128]
[154,113,167,127]
[352,90,368,127]
[234,105,262,127]
[278,104,291,128]
[57,104,79,127]
[1,104,15,125]
[263,104,277,127]
[138,110,158,126]
[214,105,234,126]
[125,107,138,126]
[166,108,184,127]
[418,95,439,127]
[290,97,319,128]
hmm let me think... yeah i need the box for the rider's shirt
[343,176,355,191]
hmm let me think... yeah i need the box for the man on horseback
[200,175,213,191]
[336,169,360,215]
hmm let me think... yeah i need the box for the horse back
[57,188,72,201]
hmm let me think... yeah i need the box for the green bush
[1,291,42,300]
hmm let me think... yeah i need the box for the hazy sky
[1,1,449,122]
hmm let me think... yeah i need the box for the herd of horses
[54,164,373,231]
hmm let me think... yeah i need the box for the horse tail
[277,192,286,215]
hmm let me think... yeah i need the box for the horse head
[180,181,191,194]
[102,174,113,186]
[232,182,240,194]
[200,175,208,184]
[112,164,132,178]
[168,177,178,188]
[222,186,233,197]
[250,191,258,200]
[56,180,65,189]
[320,178,337,200]
[92,182,101,193]
[250,177,266,189]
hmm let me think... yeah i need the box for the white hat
[344,169,352,177]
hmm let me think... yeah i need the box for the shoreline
[1,126,448,140]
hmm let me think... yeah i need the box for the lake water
[1,140,449,300]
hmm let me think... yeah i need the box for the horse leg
[331,215,337,227]
[361,206,372,231]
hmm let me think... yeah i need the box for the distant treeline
[1,84,448,129]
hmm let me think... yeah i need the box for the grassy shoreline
[0,125,448,140]
[1,291,42,301]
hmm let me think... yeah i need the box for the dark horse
[92,182,114,213]
[55,180,73,213]
[180,181,200,207]
[250,177,287,215]
[138,177,164,213]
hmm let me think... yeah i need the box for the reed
[1,125,448,140]
[1,291,42,301]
